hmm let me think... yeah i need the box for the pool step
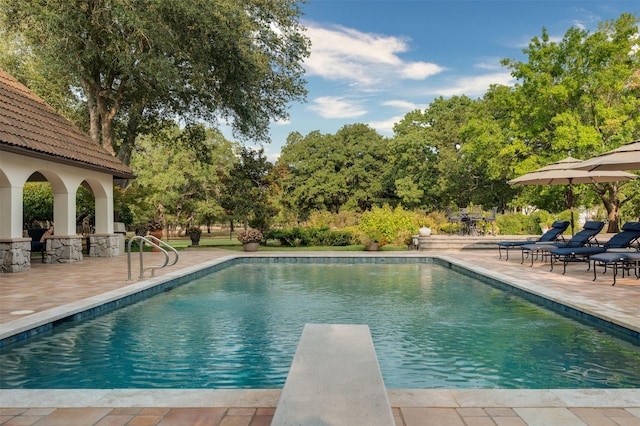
[271,324,394,426]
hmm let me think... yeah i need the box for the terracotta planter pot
[243,242,260,252]
[148,229,163,252]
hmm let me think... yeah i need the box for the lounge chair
[497,220,570,261]
[550,222,640,274]
[520,221,605,267]
[590,251,640,285]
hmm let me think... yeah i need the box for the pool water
[1,262,639,389]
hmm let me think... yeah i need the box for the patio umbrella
[569,140,640,172]
[508,157,637,235]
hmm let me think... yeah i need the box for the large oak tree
[1,0,310,164]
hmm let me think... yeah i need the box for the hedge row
[264,227,354,247]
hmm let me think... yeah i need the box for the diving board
[271,324,394,426]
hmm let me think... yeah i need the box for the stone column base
[46,236,83,263]
[89,234,125,257]
[0,238,31,273]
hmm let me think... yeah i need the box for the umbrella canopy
[570,140,640,172]
[508,157,637,234]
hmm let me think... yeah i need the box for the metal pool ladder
[127,235,179,280]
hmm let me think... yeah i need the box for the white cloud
[368,115,404,136]
[474,58,504,71]
[431,72,515,97]
[383,100,426,111]
[400,62,444,79]
[308,96,368,119]
[303,22,443,86]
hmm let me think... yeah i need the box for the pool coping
[0,388,639,409]
[439,254,640,341]
[1,252,639,411]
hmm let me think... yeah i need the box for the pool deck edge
[1,389,638,409]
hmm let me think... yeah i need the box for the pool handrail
[127,235,179,280]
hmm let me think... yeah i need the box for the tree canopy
[126,124,236,232]
[4,9,639,230]
[0,0,310,164]
[277,124,387,217]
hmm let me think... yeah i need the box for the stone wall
[0,239,31,273]
[46,236,83,264]
[89,234,125,257]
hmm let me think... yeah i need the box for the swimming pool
[1,259,639,389]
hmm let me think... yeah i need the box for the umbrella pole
[570,209,575,236]
[568,180,575,236]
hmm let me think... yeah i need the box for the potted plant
[418,217,435,236]
[146,219,163,251]
[237,229,263,252]
[186,226,202,246]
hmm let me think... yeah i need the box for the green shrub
[264,227,354,247]
[357,204,419,246]
[530,210,555,233]
[496,213,536,235]
[323,229,354,246]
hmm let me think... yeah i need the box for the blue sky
[234,1,638,161]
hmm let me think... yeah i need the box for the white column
[93,185,113,234]
[53,190,77,236]
[0,184,24,239]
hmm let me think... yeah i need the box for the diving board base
[271,324,394,426]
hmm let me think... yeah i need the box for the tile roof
[0,68,135,179]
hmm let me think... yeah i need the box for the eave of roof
[0,68,135,179]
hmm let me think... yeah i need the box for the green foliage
[9,8,640,231]
[220,147,276,233]
[23,182,97,228]
[530,210,555,233]
[323,230,355,246]
[22,182,53,226]
[75,185,95,226]
[186,227,202,235]
[264,227,354,247]
[278,124,388,218]
[495,213,537,235]
[2,0,310,160]
[500,13,640,225]
[357,204,419,247]
[114,186,134,226]
[304,210,359,229]
[128,125,236,232]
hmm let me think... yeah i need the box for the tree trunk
[117,98,147,166]
[87,75,129,157]
[595,183,620,233]
[607,208,619,233]
[81,79,101,146]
